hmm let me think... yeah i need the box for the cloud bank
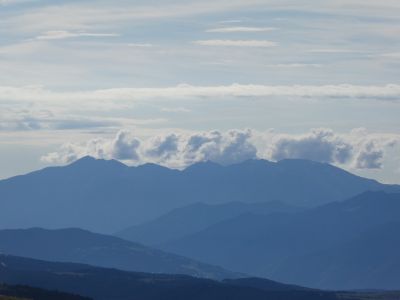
[42,128,398,170]
[2,84,400,104]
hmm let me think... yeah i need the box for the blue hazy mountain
[273,221,400,290]
[0,156,397,233]
[0,254,347,300]
[162,192,400,290]
[116,201,302,245]
[0,228,238,280]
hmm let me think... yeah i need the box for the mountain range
[0,156,398,233]
[0,228,237,280]
[0,254,349,300]
[116,200,302,245]
[1,157,400,292]
[161,191,400,290]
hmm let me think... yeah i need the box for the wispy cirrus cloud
[206,26,277,33]
[0,108,166,132]
[193,40,278,47]
[35,30,120,40]
[127,43,154,48]
[2,84,400,103]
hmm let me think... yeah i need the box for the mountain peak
[68,156,127,169]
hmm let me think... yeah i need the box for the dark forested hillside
[0,284,91,300]
[0,254,380,300]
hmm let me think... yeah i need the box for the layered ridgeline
[0,228,237,280]
[116,201,302,245]
[0,156,398,233]
[162,191,400,290]
[0,254,386,300]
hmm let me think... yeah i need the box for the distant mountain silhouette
[0,254,366,300]
[0,156,397,233]
[116,201,302,245]
[162,192,400,290]
[0,228,237,280]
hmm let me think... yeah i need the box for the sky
[0,0,400,183]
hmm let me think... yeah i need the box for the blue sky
[0,0,400,183]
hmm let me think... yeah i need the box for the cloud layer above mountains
[42,128,398,170]
[1,0,400,183]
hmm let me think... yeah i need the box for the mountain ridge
[0,254,348,300]
[161,191,400,290]
[0,227,239,280]
[0,156,398,233]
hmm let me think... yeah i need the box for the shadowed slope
[0,228,238,280]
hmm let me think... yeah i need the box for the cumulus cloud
[42,131,141,164]
[111,131,141,160]
[182,130,257,165]
[354,140,384,169]
[145,134,179,161]
[269,129,353,164]
[41,128,397,170]
[194,40,278,47]
[42,129,258,167]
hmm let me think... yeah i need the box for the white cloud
[0,0,33,5]
[269,128,353,164]
[0,107,166,132]
[127,43,154,48]
[354,140,384,169]
[42,129,258,167]
[266,63,323,68]
[3,84,400,104]
[194,40,278,47]
[206,26,277,33]
[36,30,120,40]
[161,107,191,113]
[1,1,270,33]
[111,131,141,160]
[309,48,362,54]
[41,128,399,170]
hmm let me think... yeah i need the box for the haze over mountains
[1,157,400,294]
[162,191,400,290]
[0,228,237,280]
[0,254,378,300]
[116,201,302,245]
[0,156,398,233]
